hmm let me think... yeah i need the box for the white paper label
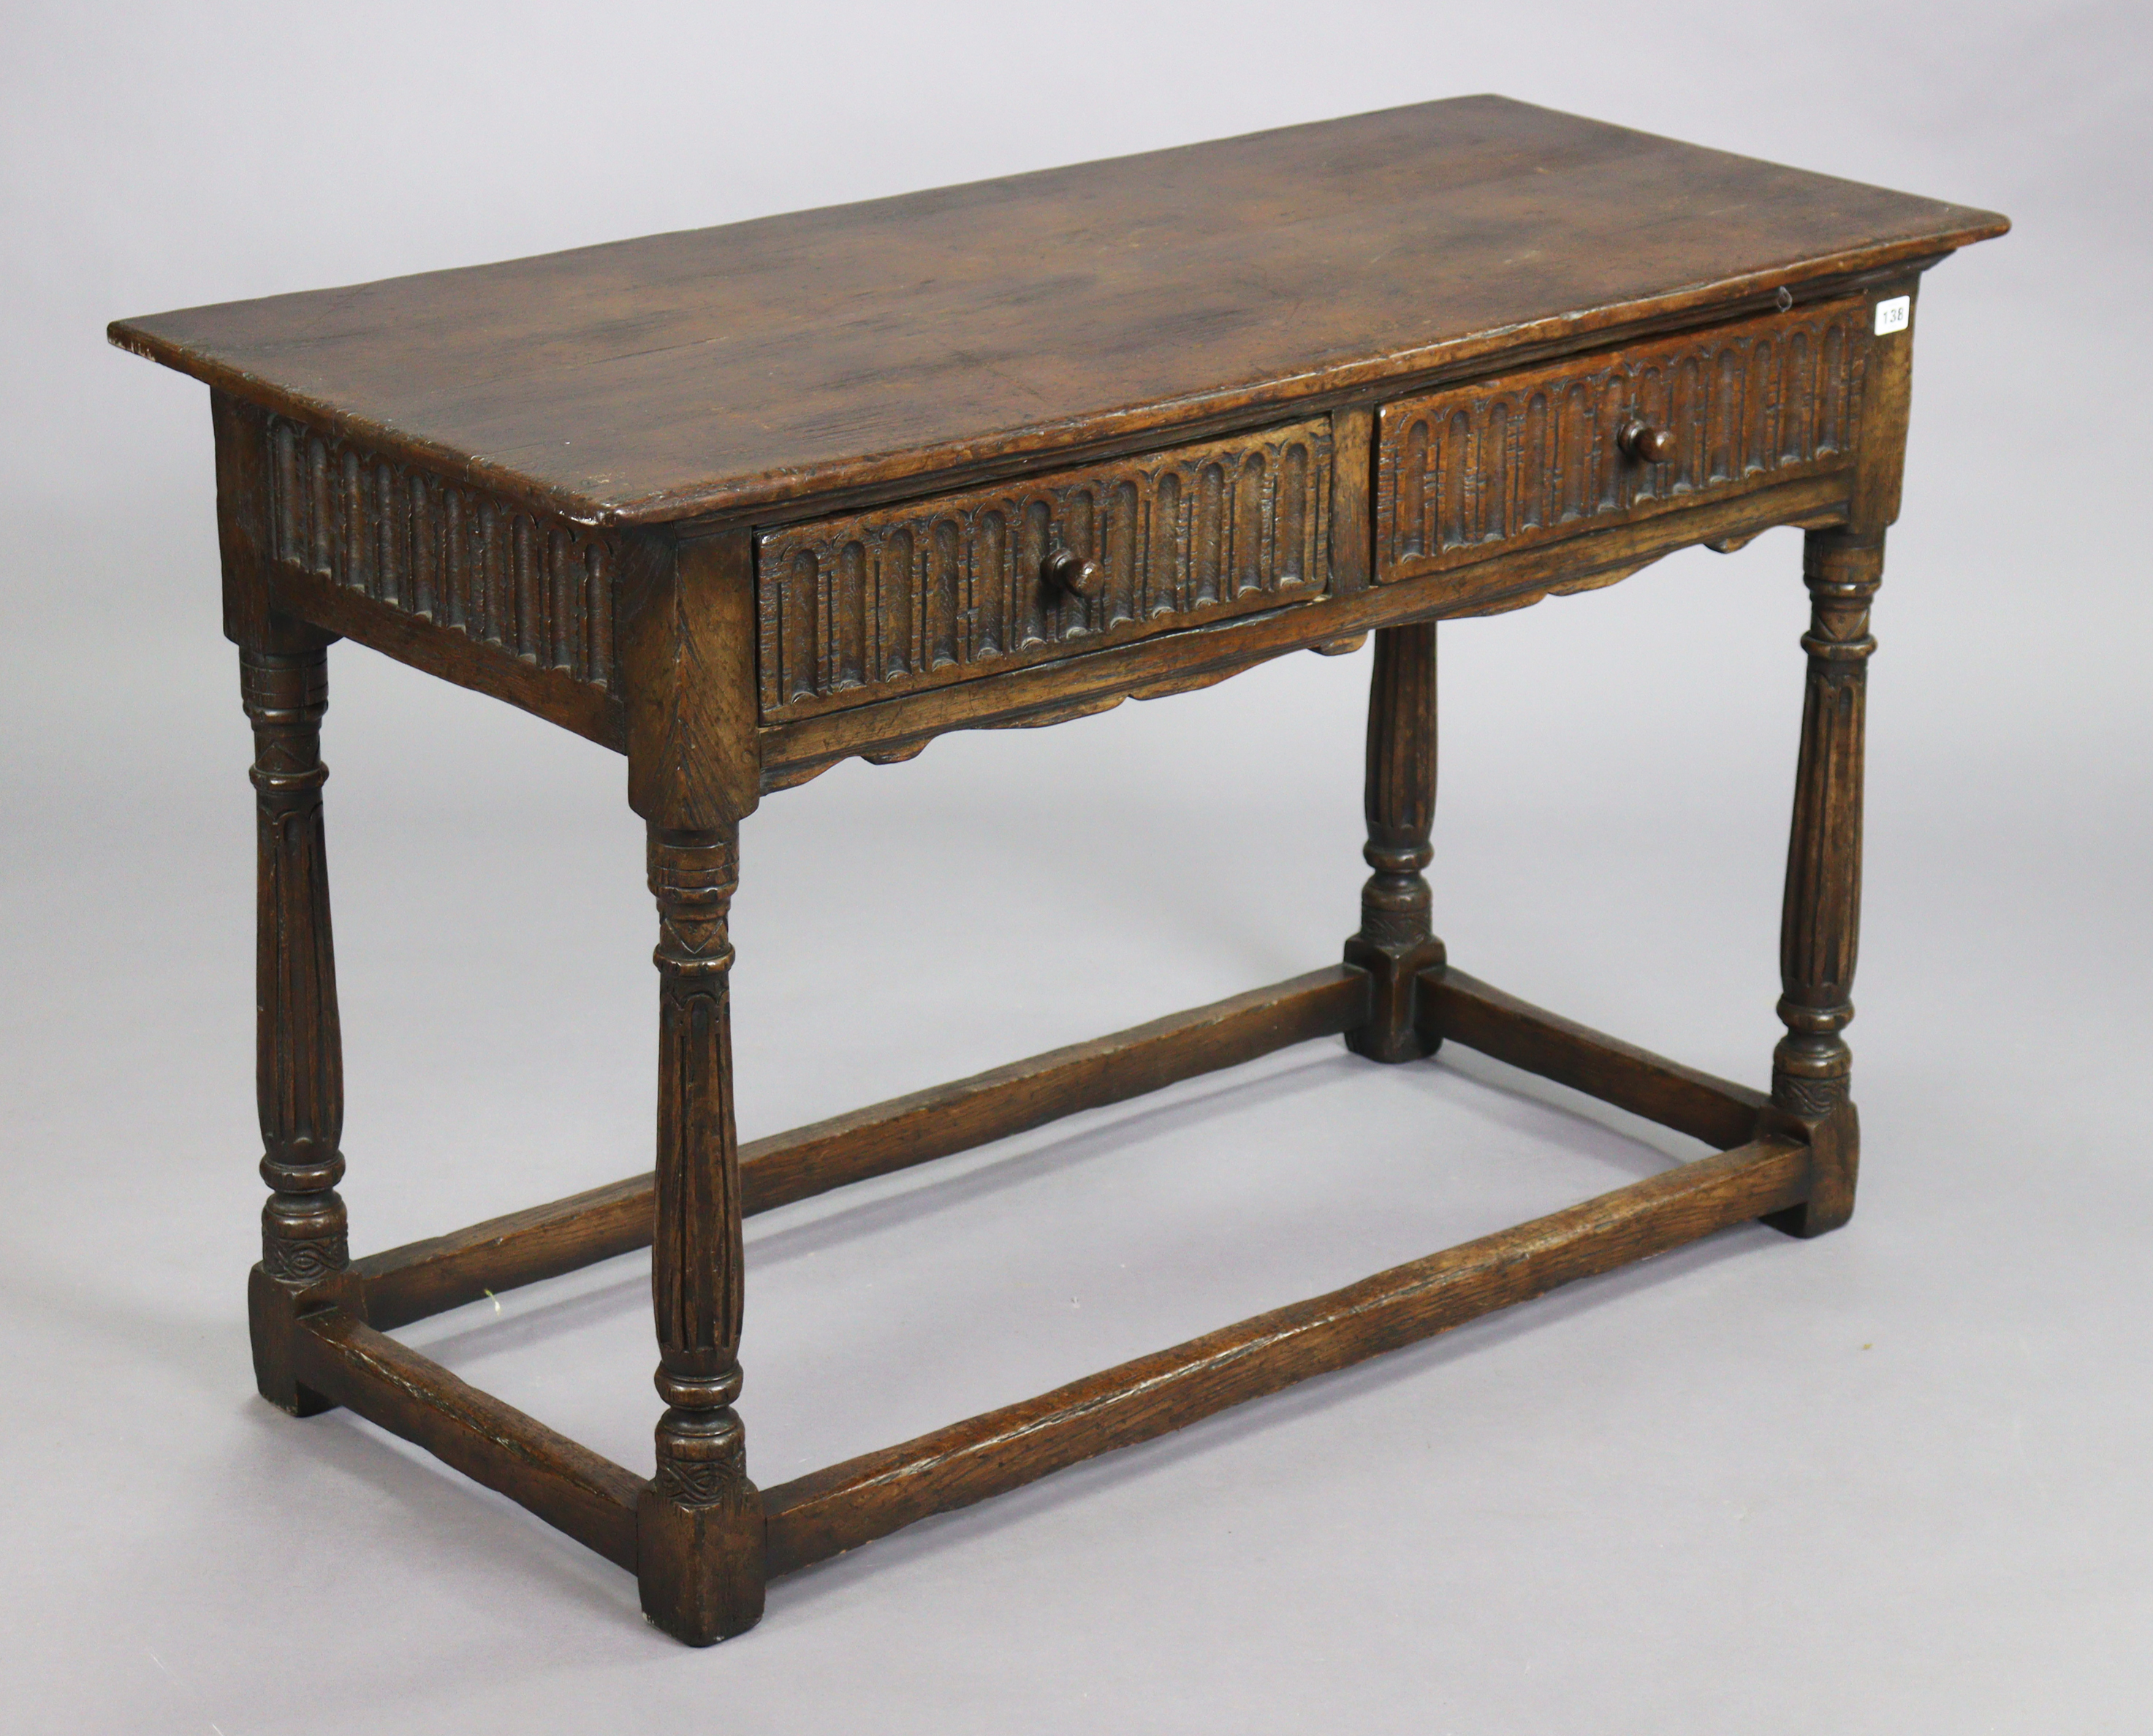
[1875,295,1911,336]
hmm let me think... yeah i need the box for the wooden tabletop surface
[111,96,2005,529]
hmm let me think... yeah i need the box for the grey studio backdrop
[4,3,2146,1731]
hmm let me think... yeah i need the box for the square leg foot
[1762,1103,1859,1239]
[639,1480,767,1645]
[248,1265,349,1417]
[1343,935,1447,1063]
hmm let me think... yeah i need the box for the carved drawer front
[1375,299,1873,582]
[756,418,1334,721]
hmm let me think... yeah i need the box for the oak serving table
[111,96,2007,1645]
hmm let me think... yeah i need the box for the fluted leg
[1765,528,1881,1238]
[1344,620,1447,1060]
[637,824,764,1645]
[241,642,349,1412]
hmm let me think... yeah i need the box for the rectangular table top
[110,95,2004,531]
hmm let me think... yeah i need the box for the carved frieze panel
[263,415,618,690]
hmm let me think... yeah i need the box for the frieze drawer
[755,418,1334,722]
[1375,298,1875,583]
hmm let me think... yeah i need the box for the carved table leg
[240,636,352,1412]
[638,824,765,1644]
[1765,528,1883,1238]
[1345,620,1447,1060]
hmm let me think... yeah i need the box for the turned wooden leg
[1345,620,1447,1061]
[638,824,765,1645]
[1764,528,1882,1239]
[240,636,352,1412]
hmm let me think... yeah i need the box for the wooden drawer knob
[1619,418,1676,464]
[1044,547,1106,598]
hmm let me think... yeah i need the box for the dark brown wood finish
[241,643,346,1298]
[620,528,762,834]
[753,469,1856,785]
[355,967,1372,1330]
[755,417,1333,723]
[348,962,1773,1333]
[1328,407,1377,595]
[115,100,2004,1644]
[111,99,2002,529]
[280,968,1816,1594]
[218,398,355,1329]
[257,401,621,687]
[1773,528,1882,1126]
[1375,295,1872,582]
[615,518,767,1643]
[763,1135,1810,1575]
[1345,623,1447,1059]
[354,1171,656,1333]
[270,563,623,749]
[209,391,630,748]
[230,561,360,1421]
[1419,967,1770,1150]
[1762,525,1882,1238]
[638,825,763,1644]
[210,441,1858,783]
[1755,276,1912,1238]
[294,1309,646,1569]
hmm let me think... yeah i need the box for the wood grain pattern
[1419,967,1769,1150]
[1327,406,1376,594]
[354,967,1372,1329]
[620,530,762,830]
[755,419,1331,721]
[762,1135,1810,1575]
[1378,298,1869,582]
[1849,281,1920,533]
[355,1172,656,1333]
[110,99,2005,528]
[294,1309,645,1570]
